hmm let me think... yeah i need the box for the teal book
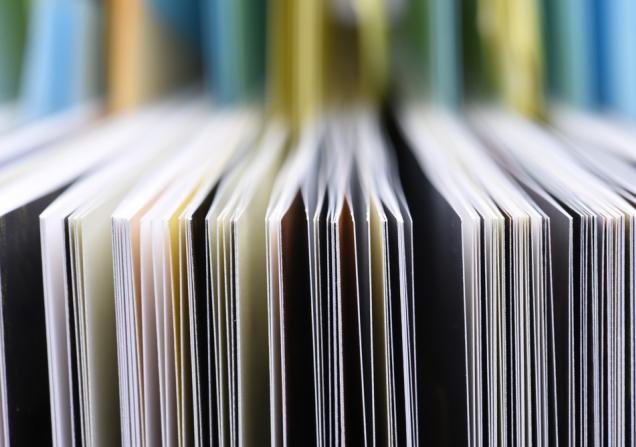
[202,0,266,103]
[543,0,600,108]
[147,0,202,47]
[429,0,461,106]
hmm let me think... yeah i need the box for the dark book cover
[0,185,68,445]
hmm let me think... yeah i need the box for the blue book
[601,0,636,118]
[20,0,102,120]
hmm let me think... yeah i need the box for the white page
[0,102,98,166]
[113,105,253,447]
[206,146,257,447]
[38,99,178,447]
[266,123,322,446]
[212,122,287,446]
[178,110,257,447]
[65,131,197,447]
[472,107,636,446]
[111,100,213,447]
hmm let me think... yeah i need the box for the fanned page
[6,1,636,445]
[1,99,636,446]
[0,98,178,446]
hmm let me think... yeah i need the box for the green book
[0,0,29,103]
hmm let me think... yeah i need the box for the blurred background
[1,0,635,129]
